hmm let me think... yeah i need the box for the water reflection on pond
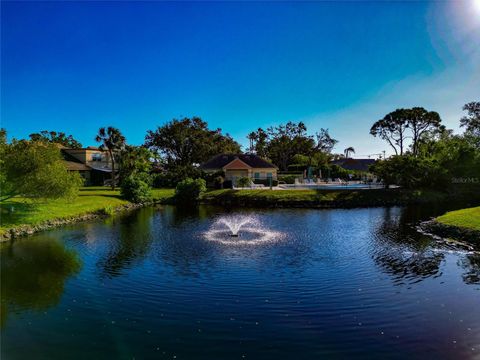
[1,204,479,359]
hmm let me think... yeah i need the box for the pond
[1,205,479,359]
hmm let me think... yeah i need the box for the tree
[119,145,152,184]
[265,121,315,171]
[370,109,409,155]
[315,128,338,154]
[95,127,126,190]
[407,107,442,157]
[247,128,268,158]
[344,146,355,158]
[460,101,480,144]
[29,130,82,148]
[144,117,241,172]
[0,139,83,201]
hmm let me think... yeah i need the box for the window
[267,172,273,179]
[254,172,260,179]
[92,153,102,161]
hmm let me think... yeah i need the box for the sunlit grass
[0,187,175,233]
[436,206,480,231]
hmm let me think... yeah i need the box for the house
[61,146,113,185]
[200,154,278,184]
[331,158,376,172]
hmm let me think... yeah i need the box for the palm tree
[344,146,355,158]
[95,127,126,190]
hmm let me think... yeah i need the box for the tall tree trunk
[110,150,115,190]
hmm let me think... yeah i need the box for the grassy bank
[0,187,175,236]
[436,207,480,232]
[200,187,476,208]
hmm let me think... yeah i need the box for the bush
[236,177,252,188]
[253,179,279,187]
[278,175,298,184]
[175,178,207,203]
[370,156,448,189]
[121,175,152,203]
[213,176,224,189]
[152,166,202,188]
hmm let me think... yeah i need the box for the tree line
[1,101,478,202]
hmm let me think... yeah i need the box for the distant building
[331,158,376,172]
[61,146,113,185]
[200,154,278,184]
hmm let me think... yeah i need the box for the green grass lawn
[0,187,175,234]
[436,206,480,232]
[201,188,446,205]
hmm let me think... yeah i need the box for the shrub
[175,178,207,203]
[236,177,252,188]
[121,175,152,203]
[253,179,279,187]
[370,155,449,189]
[278,175,297,184]
[152,166,202,188]
[214,176,224,189]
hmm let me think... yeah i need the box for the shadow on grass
[0,201,38,228]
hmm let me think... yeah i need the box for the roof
[62,160,91,171]
[63,146,102,151]
[331,158,376,172]
[200,154,277,170]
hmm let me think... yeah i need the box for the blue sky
[2,1,479,156]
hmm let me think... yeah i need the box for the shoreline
[2,186,479,242]
[0,199,172,242]
[418,219,480,244]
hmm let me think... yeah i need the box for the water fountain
[203,215,284,245]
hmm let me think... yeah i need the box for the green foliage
[145,117,240,172]
[460,101,480,148]
[119,145,152,184]
[370,155,448,189]
[237,177,252,188]
[0,139,83,201]
[152,166,202,188]
[175,178,207,203]
[120,175,152,203]
[247,124,337,171]
[278,175,298,184]
[1,237,81,325]
[370,107,441,156]
[95,126,126,190]
[29,130,82,148]
[101,205,116,216]
[253,178,279,187]
[214,176,225,189]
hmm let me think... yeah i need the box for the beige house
[200,154,277,185]
[61,146,113,185]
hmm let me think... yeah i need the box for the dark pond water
[1,204,479,359]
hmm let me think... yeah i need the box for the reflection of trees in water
[372,207,444,284]
[374,251,444,285]
[151,206,220,277]
[97,207,155,278]
[373,205,480,286]
[0,237,81,326]
[459,255,480,285]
